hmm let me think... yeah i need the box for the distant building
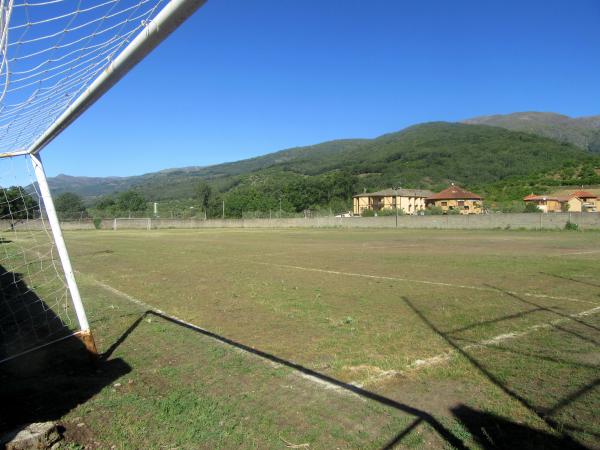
[570,191,598,212]
[352,188,433,215]
[523,191,597,213]
[425,184,484,214]
[523,194,563,213]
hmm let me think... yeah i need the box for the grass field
[2,228,600,449]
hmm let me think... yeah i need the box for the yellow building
[523,194,563,212]
[568,191,598,212]
[425,184,484,214]
[352,189,433,215]
[524,191,597,213]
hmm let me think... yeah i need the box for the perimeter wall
[2,213,599,231]
[144,213,600,230]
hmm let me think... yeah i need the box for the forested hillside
[46,120,600,217]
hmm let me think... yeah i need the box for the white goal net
[0,155,75,361]
[0,0,205,361]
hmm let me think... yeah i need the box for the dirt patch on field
[570,350,600,366]
[375,377,478,418]
[61,419,99,448]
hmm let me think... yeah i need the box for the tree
[0,186,39,222]
[55,192,86,219]
[115,190,146,212]
[95,196,116,210]
[195,181,212,211]
[523,202,541,213]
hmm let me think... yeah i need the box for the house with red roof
[522,194,564,213]
[523,191,597,213]
[425,184,484,214]
[568,191,598,212]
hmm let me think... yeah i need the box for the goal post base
[77,330,98,357]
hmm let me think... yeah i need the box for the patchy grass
[2,228,600,448]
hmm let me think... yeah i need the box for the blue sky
[42,0,600,178]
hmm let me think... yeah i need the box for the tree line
[59,170,359,219]
[4,156,599,220]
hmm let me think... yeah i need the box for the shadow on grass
[451,404,585,450]
[0,263,130,442]
[540,271,600,289]
[97,283,600,449]
[403,295,595,449]
[104,309,468,450]
[483,283,600,334]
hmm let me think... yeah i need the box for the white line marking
[78,272,352,396]
[553,249,600,257]
[252,261,598,305]
[356,304,600,387]
[79,271,600,392]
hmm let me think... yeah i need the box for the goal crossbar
[1,0,207,159]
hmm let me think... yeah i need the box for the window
[441,201,447,206]
[458,201,464,207]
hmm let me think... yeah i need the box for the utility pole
[222,199,225,219]
[392,182,401,228]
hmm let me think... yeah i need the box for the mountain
[463,112,600,153]
[45,121,599,212]
[47,139,369,201]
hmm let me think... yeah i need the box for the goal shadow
[0,263,130,441]
[402,295,598,449]
[103,308,469,450]
[92,288,600,449]
[0,264,73,360]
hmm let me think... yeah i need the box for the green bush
[93,218,102,229]
[564,221,579,231]
[424,206,444,215]
[361,209,375,217]
[524,202,541,213]
[377,208,404,216]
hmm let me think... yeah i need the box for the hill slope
[464,112,600,152]
[47,139,368,200]
[47,121,598,208]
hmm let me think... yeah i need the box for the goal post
[0,0,208,362]
[30,153,96,354]
[0,154,90,362]
[113,218,152,230]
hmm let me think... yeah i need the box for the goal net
[0,0,205,362]
[0,155,77,361]
[113,217,151,230]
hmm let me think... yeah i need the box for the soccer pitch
[5,228,600,449]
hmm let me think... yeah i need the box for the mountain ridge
[463,111,600,152]
[44,118,599,207]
